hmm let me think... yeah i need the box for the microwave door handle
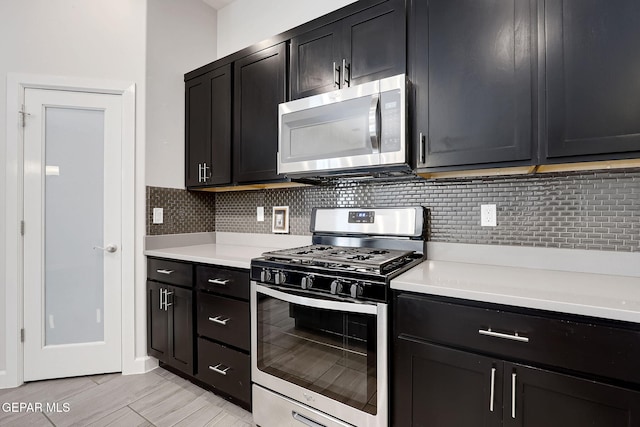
[369,93,380,153]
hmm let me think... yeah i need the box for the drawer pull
[489,367,496,412]
[156,269,174,275]
[292,411,326,427]
[209,316,229,325]
[479,328,529,343]
[208,278,230,286]
[209,363,230,376]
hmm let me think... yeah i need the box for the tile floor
[0,368,256,426]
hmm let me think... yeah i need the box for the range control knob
[330,280,343,295]
[301,276,314,290]
[350,283,363,299]
[260,269,272,282]
[274,271,286,285]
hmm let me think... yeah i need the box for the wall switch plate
[257,206,265,222]
[481,204,497,227]
[153,207,164,224]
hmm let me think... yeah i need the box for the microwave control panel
[380,89,403,153]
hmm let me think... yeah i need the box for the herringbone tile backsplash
[148,169,639,252]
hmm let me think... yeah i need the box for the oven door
[251,282,388,427]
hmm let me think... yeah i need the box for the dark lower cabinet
[543,0,640,162]
[394,338,502,427]
[393,292,640,427]
[411,0,535,170]
[506,363,640,427]
[195,264,251,410]
[233,43,286,184]
[147,281,193,375]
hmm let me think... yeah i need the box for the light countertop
[391,260,640,323]
[145,243,276,269]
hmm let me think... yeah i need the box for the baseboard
[122,356,158,376]
[0,370,21,390]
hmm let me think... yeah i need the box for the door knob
[93,244,118,253]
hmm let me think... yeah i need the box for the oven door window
[256,292,378,415]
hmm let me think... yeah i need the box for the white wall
[216,0,357,58]
[1,0,147,387]
[146,0,218,189]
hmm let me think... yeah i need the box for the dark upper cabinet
[543,0,640,161]
[290,0,405,100]
[411,0,536,170]
[185,64,232,188]
[233,43,287,183]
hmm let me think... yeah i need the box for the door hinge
[20,328,24,342]
[19,104,31,128]
[20,220,25,236]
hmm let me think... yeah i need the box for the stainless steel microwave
[278,74,408,178]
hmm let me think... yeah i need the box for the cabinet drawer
[147,258,193,288]
[395,293,640,385]
[196,265,249,300]
[197,293,249,351]
[197,338,250,405]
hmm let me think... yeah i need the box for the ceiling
[203,0,237,10]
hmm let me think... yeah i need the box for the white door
[23,88,123,381]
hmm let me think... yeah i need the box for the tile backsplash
[148,169,639,252]
[146,186,215,235]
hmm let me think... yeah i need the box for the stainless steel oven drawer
[197,293,249,351]
[253,385,352,427]
[197,338,250,405]
[395,293,640,385]
[147,258,193,288]
[196,265,249,300]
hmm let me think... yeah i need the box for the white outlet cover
[257,206,265,222]
[153,207,164,224]
[481,204,497,227]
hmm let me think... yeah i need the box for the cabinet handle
[342,58,350,87]
[198,162,203,183]
[511,372,517,419]
[208,278,230,286]
[489,367,496,412]
[419,132,426,164]
[156,269,174,275]
[209,363,230,376]
[203,162,211,182]
[208,316,229,325]
[159,288,165,310]
[164,291,173,309]
[292,411,326,427]
[333,62,340,88]
[479,328,529,343]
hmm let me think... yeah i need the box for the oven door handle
[255,284,378,315]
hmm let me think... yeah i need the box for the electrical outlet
[480,204,497,227]
[153,208,164,224]
[257,206,265,222]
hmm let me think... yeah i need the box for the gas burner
[348,255,373,261]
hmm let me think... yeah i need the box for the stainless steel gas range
[250,207,427,427]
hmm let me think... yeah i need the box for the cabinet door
[147,281,168,360]
[393,337,502,427]
[209,65,232,185]
[185,66,232,188]
[233,43,287,183]
[290,22,342,100]
[412,0,534,169]
[167,285,193,374]
[504,363,640,427]
[343,0,405,88]
[544,0,640,160]
[185,74,212,188]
